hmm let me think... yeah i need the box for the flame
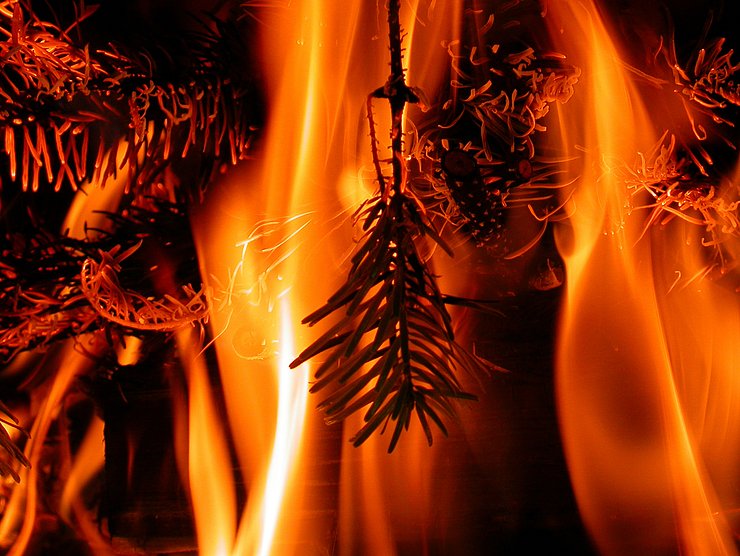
[548,1,739,554]
[0,338,104,555]
[246,300,306,556]
[189,2,469,553]
[176,327,236,556]
[331,2,466,554]
[6,2,737,553]
[61,141,130,238]
[59,415,111,556]
[188,1,360,554]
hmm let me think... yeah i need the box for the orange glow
[59,416,104,520]
[190,3,465,553]
[4,2,738,553]
[332,2,466,554]
[548,1,739,554]
[59,415,112,556]
[234,300,307,556]
[0,143,129,552]
[62,140,133,239]
[339,419,441,555]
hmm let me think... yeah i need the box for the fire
[0,143,128,554]
[548,1,739,554]
[334,2,468,554]
[188,1,356,554]
[190,2,471,553]
[250,300,305,556]
[1,0,738,554]
[58,414,110,555]
[0,340,106,556]
[175,326,236,556]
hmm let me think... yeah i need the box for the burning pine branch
[0,0,258,196]
[0,200,205,360]
[0,1,260,479]
[666,36,739,147]
[292,193,483,452]
[292,0,488,452]
[623,30,739,266]
[625,132,739,247]
[0,199,208,482]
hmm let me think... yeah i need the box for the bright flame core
[189,2,473,554]
[189,2,363,554]
[253,300,306,556]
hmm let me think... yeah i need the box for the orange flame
[235,300,307,556]
[548,1,740,553]
[6,2,738,553]
[0,338,105,555]
[59,414,111,556]
[188,1,364,554]
[189,2,470,553]
[176,326,237,556]
[332,2,468,554]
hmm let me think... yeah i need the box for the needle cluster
[292,0,491,452]
[0,200,204,361]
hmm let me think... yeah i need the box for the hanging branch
[292,0,487,452]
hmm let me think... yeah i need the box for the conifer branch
[0,0,259,196]
[292,0,486,452]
